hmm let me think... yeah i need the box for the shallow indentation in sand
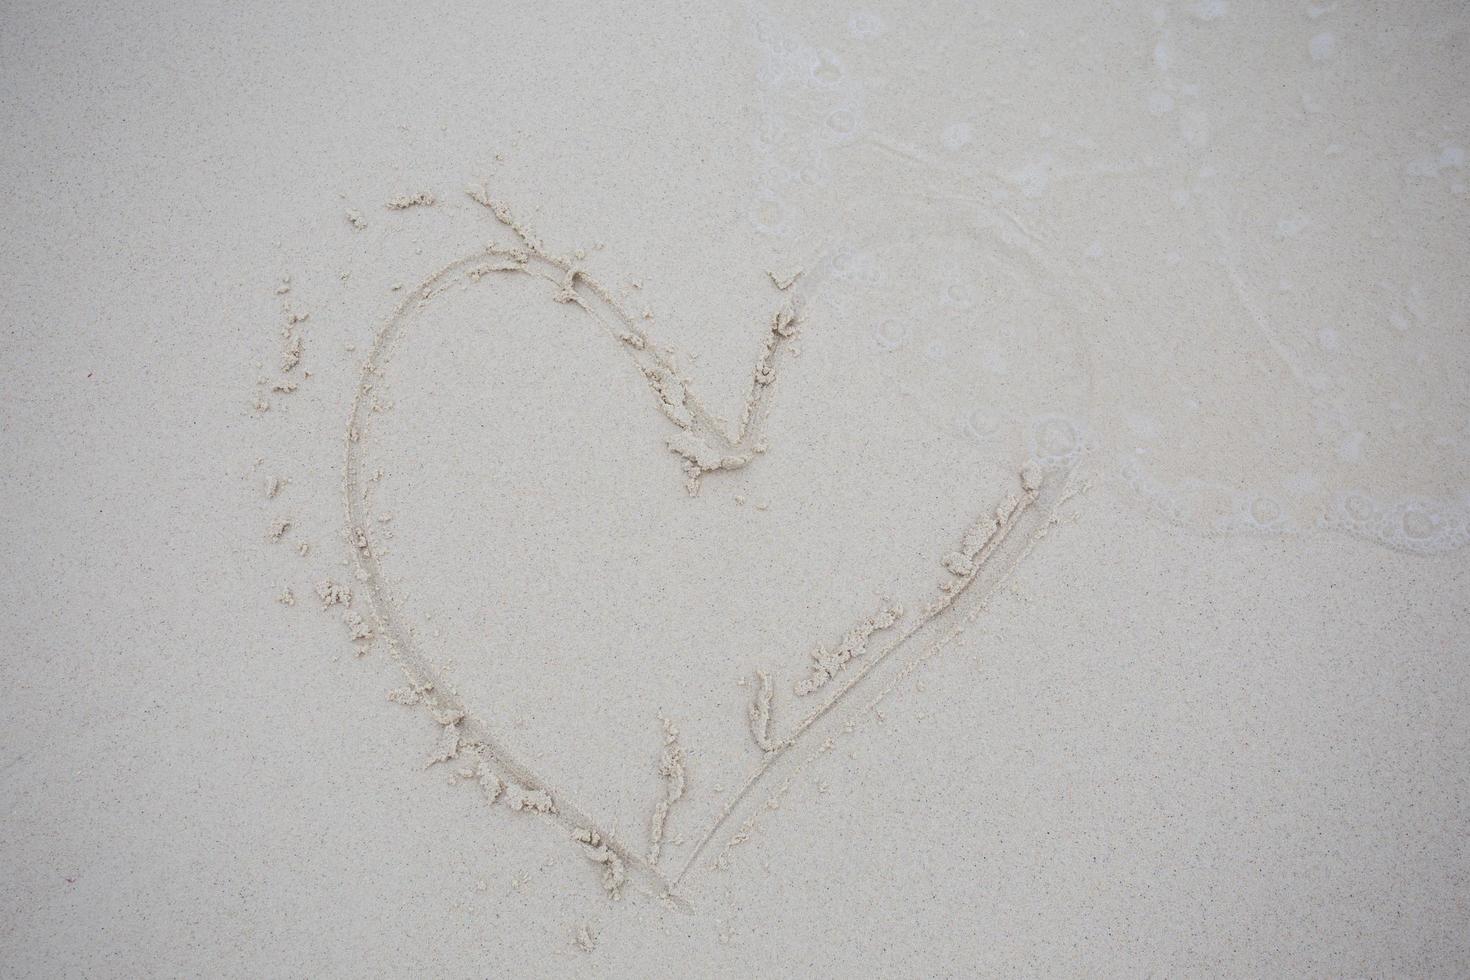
[327,192,1081,906]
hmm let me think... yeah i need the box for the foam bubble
[1031,415,1088,465]
[1343,493,1376,523]
[1402,507,1435,540]
[1222,491,1302,536]
[965,408,1001,442]
[825,246,883,288]
[848,12,885,40]
[1148,92,1175,117]
[1036,418,1076,456]
[1320,491,1470,554]
[873,318,910,352]
[797,164,827,187]
[823,107,860,142]
[1249,495,1283,525]
[942,282,976,308]
[810,49,843,87]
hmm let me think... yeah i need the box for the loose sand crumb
[386,685,428,706]
[385,191,435,210]
[795,601,904,697]
[506,786,556,814]
[424,723,459,768]
[342,610,372,642]
[281,333,302,373]
[572,828,626,899]
[315,580,350,606]
[476,761,504,806]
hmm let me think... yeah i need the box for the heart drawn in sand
[341,189,1076,909]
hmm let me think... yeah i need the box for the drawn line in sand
[647,714,687,866]
[343,192,1079,907]
[675,461,1080,885]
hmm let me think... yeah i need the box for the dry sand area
[2,1,1468,976]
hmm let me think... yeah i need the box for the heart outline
[343,191,1078,907]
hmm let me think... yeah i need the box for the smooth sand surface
[2,1,1467,975]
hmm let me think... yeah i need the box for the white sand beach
[2,1,1467,975]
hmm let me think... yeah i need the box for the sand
[1,1,1467,976]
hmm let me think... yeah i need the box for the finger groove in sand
[343,195,1078,907]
